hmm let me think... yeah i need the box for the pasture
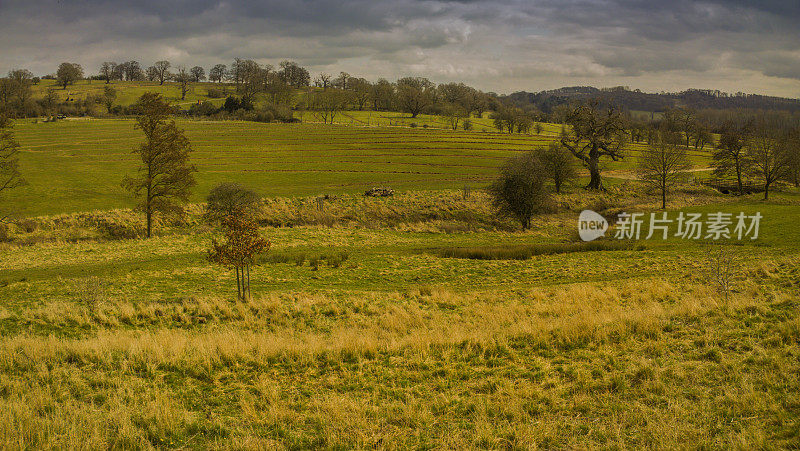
[2,93,797,449]
[0,188,798,448]
[10,118,711,217]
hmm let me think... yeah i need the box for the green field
[3,84,799,448]
[0,188,798,447]
[9,117,712,217]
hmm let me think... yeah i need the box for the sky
[1,0,799,97]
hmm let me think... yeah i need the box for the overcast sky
[1,0,798,97]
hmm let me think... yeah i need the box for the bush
[488,153,552,229]
[206,88,226,98]
[94,218,141,240]
[463,119,473,131]
[188,101,218,117]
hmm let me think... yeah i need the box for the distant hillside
[503,86,800,114]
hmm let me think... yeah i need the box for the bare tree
[100,62,116,84]
[153,60,171,85]
[205,182,262,222]
[349,77,372,110]
[442,103,467,130]
[190,66,205,82]
[712,120,752,196]
[707,247,736,302]
[209,64,227,83]
[315,73,331,90]
[638,132,691,209]
[0,116,26,211]
[308,89,349,124]
[122,93,196,237]
[747,121,793,200]
[786,128,800,187]
[538,143,578,194]
[7,69,33,109]
[396,77,434,118]
[279,60,310,87]
[560,99,627,190]
[174,66,191,100]
[371,78,395,111]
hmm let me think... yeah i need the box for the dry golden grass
[0,275,797,448]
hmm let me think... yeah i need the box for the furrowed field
[0,112,798,448]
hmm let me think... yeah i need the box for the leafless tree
[560,99,627,190]
[638,131,691,209]
[712,120,753,196]
[747,121,793,200]
[174,66,191,100]
[396,77,434,118]
[308,89,349,124]
[209,64,227,83]
[315,73,331,90]
[538,142,578,194]
[100,62,116,84]
[190,66,205,82]
[0,116,26,211]
[153,60,171,85]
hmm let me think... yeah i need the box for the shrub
[95,218,141,240]
[188,101,218,117]
[488,152,552,229]
[206,88,226,98]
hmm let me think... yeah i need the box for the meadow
[0,186,798,448]
[11,117,712,217]
[1,83,798,448]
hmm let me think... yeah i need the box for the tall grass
[0,276,797,448]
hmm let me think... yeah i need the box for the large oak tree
[560,99,627,190]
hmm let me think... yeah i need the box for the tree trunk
[736,163,743,196]
[661,182,667,209]
[246,265,251,299]
[146,209,152,238]
[764,183,769,200]
[586,147,603,190]
[235,267,241,300]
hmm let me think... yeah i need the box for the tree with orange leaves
[208,208,269,300]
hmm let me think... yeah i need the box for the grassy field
[8,117,712,217]
[33,79,228,109]
[4,82,797,448]
[0,188,798,448]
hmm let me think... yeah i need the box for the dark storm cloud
[0,0,798,96]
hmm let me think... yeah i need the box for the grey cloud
[0,0,798,96]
